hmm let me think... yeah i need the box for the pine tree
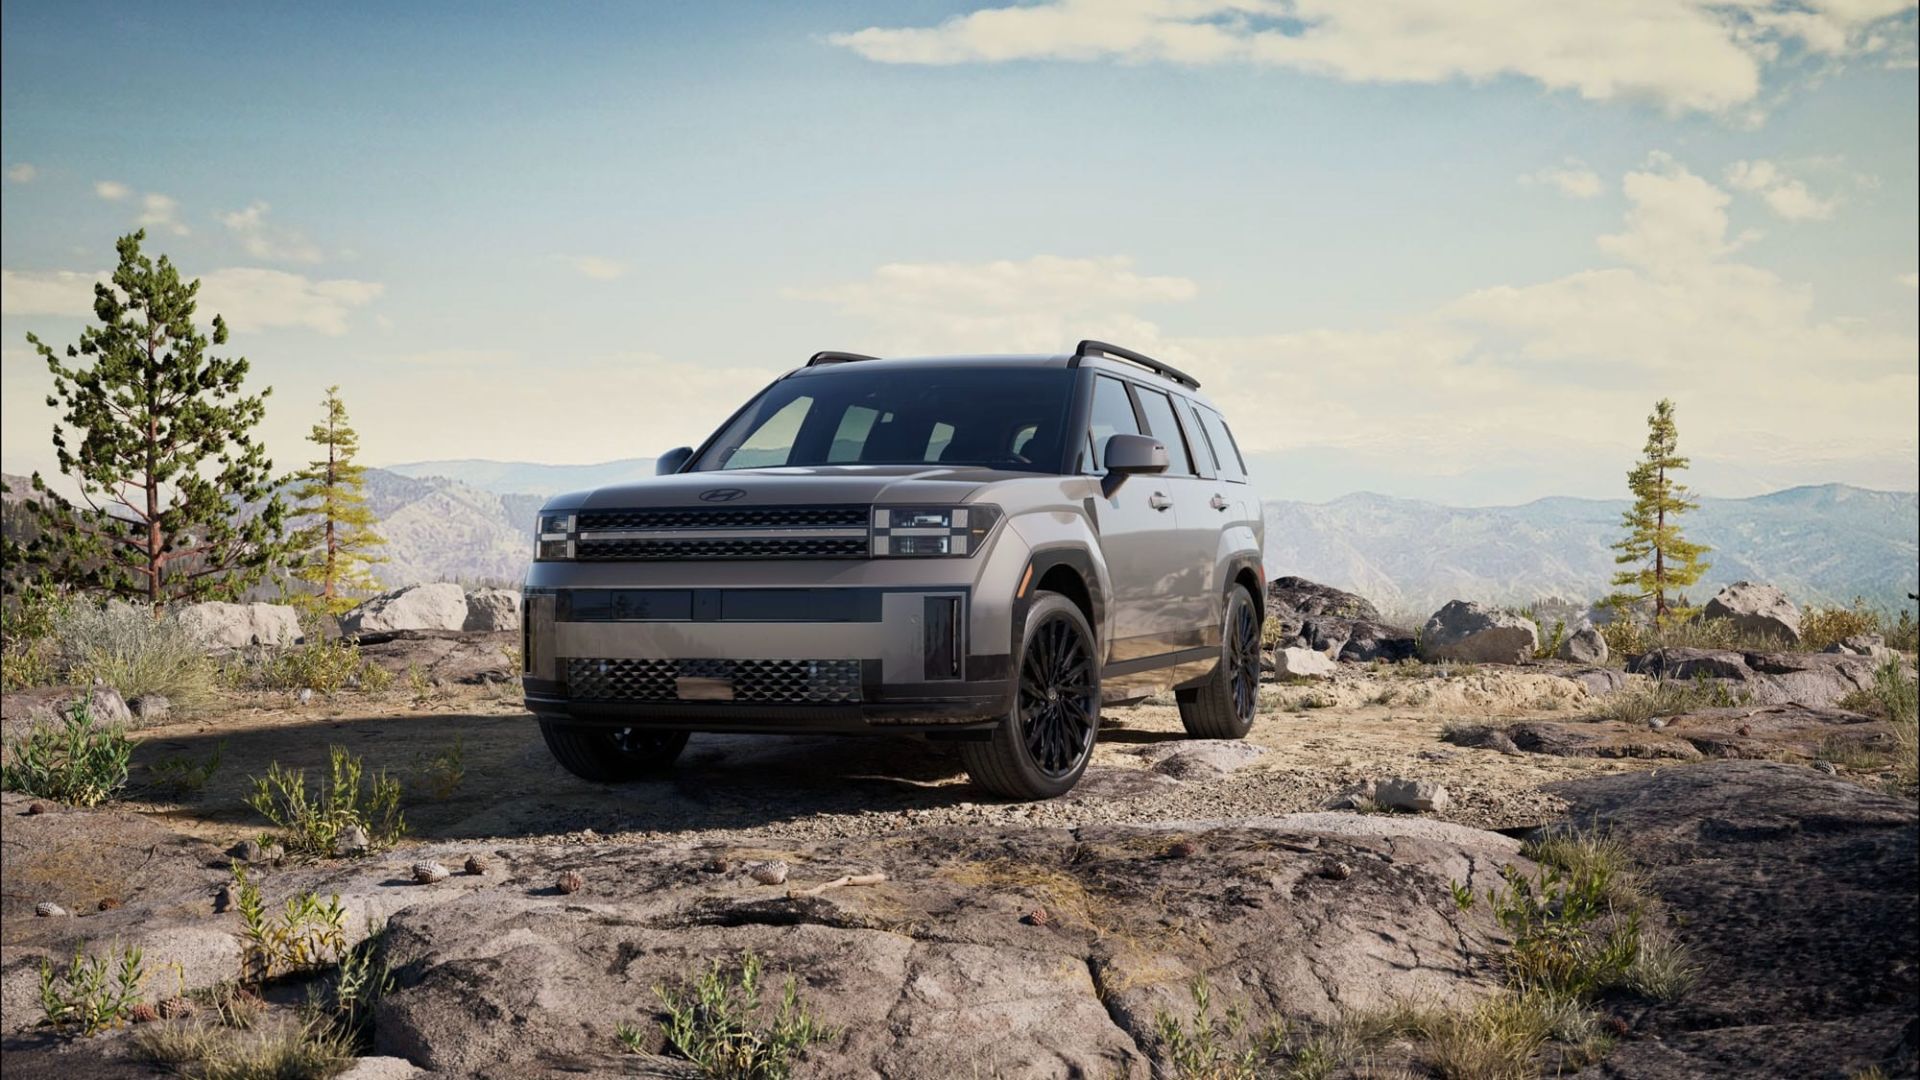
[289,387,385,613]
[1607,399,1710,620]
[20,231,289,608]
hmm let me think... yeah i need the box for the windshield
[693,367,1074,472]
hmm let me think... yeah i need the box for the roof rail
[807,350,880,367]
[1070,340,1200,389]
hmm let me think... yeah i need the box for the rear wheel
[1176,584,1260,739]
[960,592,1100,800]
[539,720,689,782]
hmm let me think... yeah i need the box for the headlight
[870,505,1002,557]
[535,511,575,561]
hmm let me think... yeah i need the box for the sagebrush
[47,600,216,708]
[245,745,406,857]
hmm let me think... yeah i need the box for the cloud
[0,269,108,316]
[567,255,628,280]
[218,202,323,262]
[828,0,1920,117]
[94,180,131,200]
[6,163,36,183]
[790,158,1914,496]
[786,254,1197,353]
[1523,160,1605,199]
[137,193,189,236]
[196,269,383,336]
[1725,159,1842,221]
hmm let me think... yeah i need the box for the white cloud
[790,158,1914,494]
[787,254,1197,353]
[828,0,1920,117]
[197,269,383,336]
[94,180,131,201]
[0,269,108,316]
[1725,159,1841,221]
[218,202,323,263]
[1523,160,1605,199]
[6,163,36,184]
[137,193,189,236]
[567,255,628,280]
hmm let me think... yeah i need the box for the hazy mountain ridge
[9,463,1915,609]
[1264,484,1919,614]
[384,457,655,497]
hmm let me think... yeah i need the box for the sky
[2,0,1916,505]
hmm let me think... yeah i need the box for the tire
[1176,584,1260,739]
[960,592,1101,800]
[539,720,689,782]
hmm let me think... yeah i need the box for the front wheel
[960,592,1100,800]
[1176,584,1260,739]
[539,720,689,782]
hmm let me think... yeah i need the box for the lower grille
[575,536,868,561]
[565,658,863,705]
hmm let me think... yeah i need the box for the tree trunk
[1653,462,1666,619]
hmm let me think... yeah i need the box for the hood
[548,465,1015,510]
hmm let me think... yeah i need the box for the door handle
[1148,492,1172,511]
[1209,494,1229,511]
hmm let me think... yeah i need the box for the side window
[1133,387,1195,476]
[1196,406,1247,482]
[1174,397,1217,480]
[722,395,813,469]
[1087,376,1142,470]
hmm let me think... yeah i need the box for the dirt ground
[120,668,1652,850]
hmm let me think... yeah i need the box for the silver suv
[522,341,1264,799]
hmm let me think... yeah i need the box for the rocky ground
[3,630,1916,1077]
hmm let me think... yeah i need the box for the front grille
[577,505,867,531]
[568,503,871,561]
[566,658,863,704]
[574,536,869,561]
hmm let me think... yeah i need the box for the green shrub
[147,742,225,798]
[230,863,349,983]
[1800,599,1884,653]
[245,746,406,858]
[39,943,146,1036]
[258,636,366,693]
[655,949,835,1080]
[1153,977,1269,1080]
[2,583,70,690]
[2,697,133,805]
[1839,660,1918,794]
[1884,609,1918,653]
[48,601,216,709]
[1592,675,1743,725]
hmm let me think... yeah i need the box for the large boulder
[1556,625,1608,665]
[462,588,521,632]
[340,583,470,635]
[1626,647,1750,681]
[175,601,302,650]
[1264,577,1415,662]
[1702,581,1802,644]
[1628,648,1880,707]
[1418,601,1538,665]
[1825,634,1894,663]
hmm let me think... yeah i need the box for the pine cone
[464,853,490,876]
[158,997,197,1020]
[412,861,451,884]
[556,869,585,895]
[129,1002,161,1024]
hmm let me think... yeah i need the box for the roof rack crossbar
[807,350,880,367]
[1070,340,1200,389]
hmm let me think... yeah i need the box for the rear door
[1129,384,1219,655]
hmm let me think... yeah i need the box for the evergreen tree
[21,231,289,607]
[1607,399,1710,620]
[288,387,385,613]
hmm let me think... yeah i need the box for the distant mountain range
[8,462,1916,610]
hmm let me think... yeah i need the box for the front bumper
[520,581,1014,734]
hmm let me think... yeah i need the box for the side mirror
[656,447,694,475]
[1100,433,1168,497]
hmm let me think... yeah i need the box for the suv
[522,341,1264,799]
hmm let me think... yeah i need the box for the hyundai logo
[698,488,748,502]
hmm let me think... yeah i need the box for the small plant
[404,663,433,699]
[2,697,133,806]
[330,923,393,1048]
[39,943,146,1036]
[1260,616,1287,649]
[616,1019,649,1055]
[230,863,349,983]
[1450,880,1475,912]
[1154,977,1264,1080]
[1837,660,1918,794]
[260,635,365,693]
[1592,674,1743,725]
[1799,599,1883,653]
[411,735,466,800]
[148,742,225,798]
[246,745,406,857]
[357,659,394,693]
[134,1008,357,1079]
[655,949,835,1080]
